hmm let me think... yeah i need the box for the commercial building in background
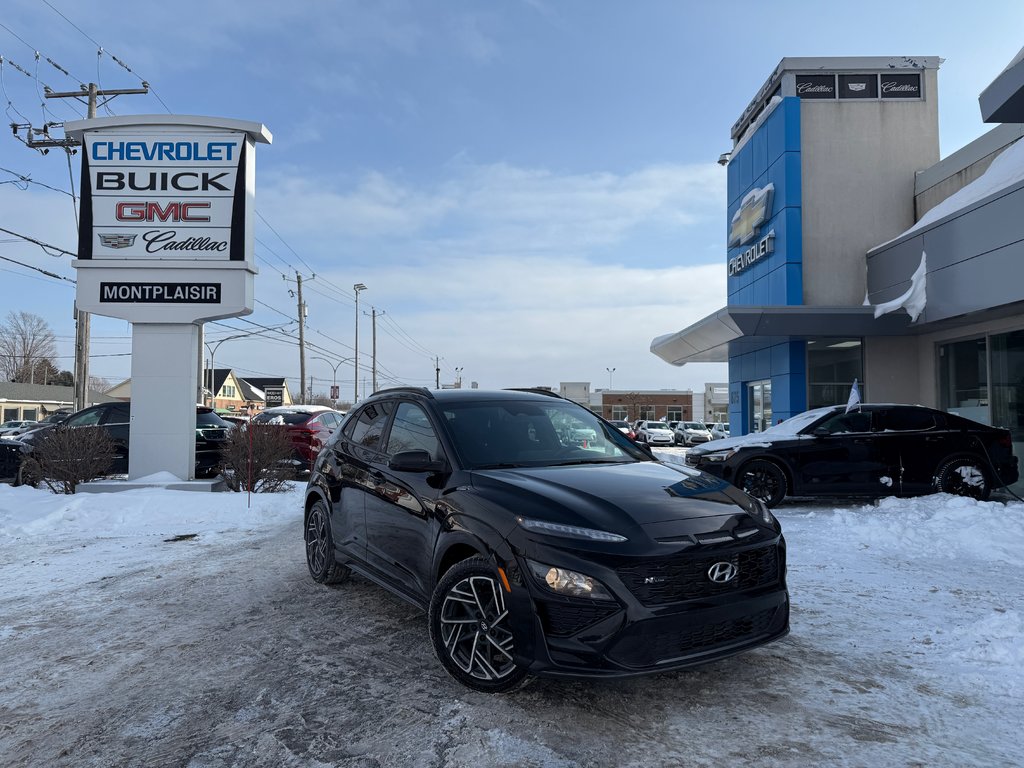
[589,389,695,423]
[652,53,1024,467]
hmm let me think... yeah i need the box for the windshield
[442,400,648,469]
[759,407,836,436]
[683,422,704,429]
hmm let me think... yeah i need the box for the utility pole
[296,273,307,404]
[435,357,440,389]
[353,283,366,403]
[371,308,383,395]
[16,82,150,411]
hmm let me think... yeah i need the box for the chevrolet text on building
[66,115,271,483]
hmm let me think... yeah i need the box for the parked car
[0,402,230,484]
[710,422,730,440]
[608,419,634,439]
[0,420,37,437]
[674,421,713,447]
[685,403,1019,508]
[251,405,344,473]
[303,387,789,692]
[635,420,675,446]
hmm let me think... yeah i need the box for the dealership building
[652,54,1024,461]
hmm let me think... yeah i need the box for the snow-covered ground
[1,454,1022,767]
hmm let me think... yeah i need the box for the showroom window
[807,339,863,409]
[938,337,987,423]
[942,330,1024,437]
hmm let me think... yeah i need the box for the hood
[688,430,811,455]
[469,461,759,536]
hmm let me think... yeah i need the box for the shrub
[218,423,295,492]
[20,425,116,494]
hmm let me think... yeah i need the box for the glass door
[748,380,772,433]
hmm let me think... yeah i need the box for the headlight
[526,559,615,600]
[518,518,627,542]
[699,449,736,462]
[749,497,776,526]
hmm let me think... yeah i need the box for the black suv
[304,387,789,692]
[0,402,229,483]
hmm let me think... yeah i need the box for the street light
[606,367,616,389]
[353,283,367,403]
[312,355,351,402]
[455,367,464,388]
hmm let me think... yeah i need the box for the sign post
[64,115,272,484]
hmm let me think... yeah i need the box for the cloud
[258,159,725,259]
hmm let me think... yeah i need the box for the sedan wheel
[935,456,991,501]
[736,459,787,508]
[304,499,351,585]
[428,557,529,693]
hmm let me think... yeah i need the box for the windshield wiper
[474,462,524,469]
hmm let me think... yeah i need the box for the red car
[251,405,345,472]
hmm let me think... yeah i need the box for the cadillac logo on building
[729,184,774,247]
[98,234,138,249]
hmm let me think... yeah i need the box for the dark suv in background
[0,402,230,483]
[303,387,788,692]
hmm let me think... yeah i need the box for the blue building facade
[725,97,806,431]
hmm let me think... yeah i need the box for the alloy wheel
[305,506,329,576]
[438,574,517,681]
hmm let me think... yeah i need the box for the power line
[0,225,75,257]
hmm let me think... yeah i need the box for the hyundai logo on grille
[708,561,739,583]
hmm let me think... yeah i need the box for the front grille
[536,600,620,637]
[616,544,779,605]
[607,607,777,667]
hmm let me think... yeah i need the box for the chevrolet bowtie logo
[728,185,773,248]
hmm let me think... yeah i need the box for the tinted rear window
[254,411,313,426]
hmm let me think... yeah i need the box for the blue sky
[2,0,1022,399]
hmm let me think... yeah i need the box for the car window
[66,407,105,427]
[817,411,873,434]
[321,412,340,429]
[254,410,313,426]
[100,403,131,425]
[881,407,939,432]
[443,400,644,468]
[347,402,393,450]
[386,403,441,461]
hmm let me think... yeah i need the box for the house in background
[107,371,294,412]
[0,382,115,422]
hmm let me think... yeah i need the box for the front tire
[428,557,529,693]
[736,459,788,508]
[304,499,351,585]
[935,456,991,501]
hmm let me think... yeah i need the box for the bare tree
[0,311,58,383]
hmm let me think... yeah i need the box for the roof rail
[371,386,435,399]
[504,387,564,399]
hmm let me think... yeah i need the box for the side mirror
[390,449,447,474]
[812,427,829,438]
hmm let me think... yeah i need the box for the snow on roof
[899,135,1024,240]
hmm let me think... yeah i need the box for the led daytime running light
[518,518,627,542]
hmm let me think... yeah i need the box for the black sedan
[303,387,789,693]
[685,403,1019,508]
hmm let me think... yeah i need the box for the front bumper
[509,535,789,679]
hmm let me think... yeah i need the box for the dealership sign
[65,115,271,324]
[80,132,245,262]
